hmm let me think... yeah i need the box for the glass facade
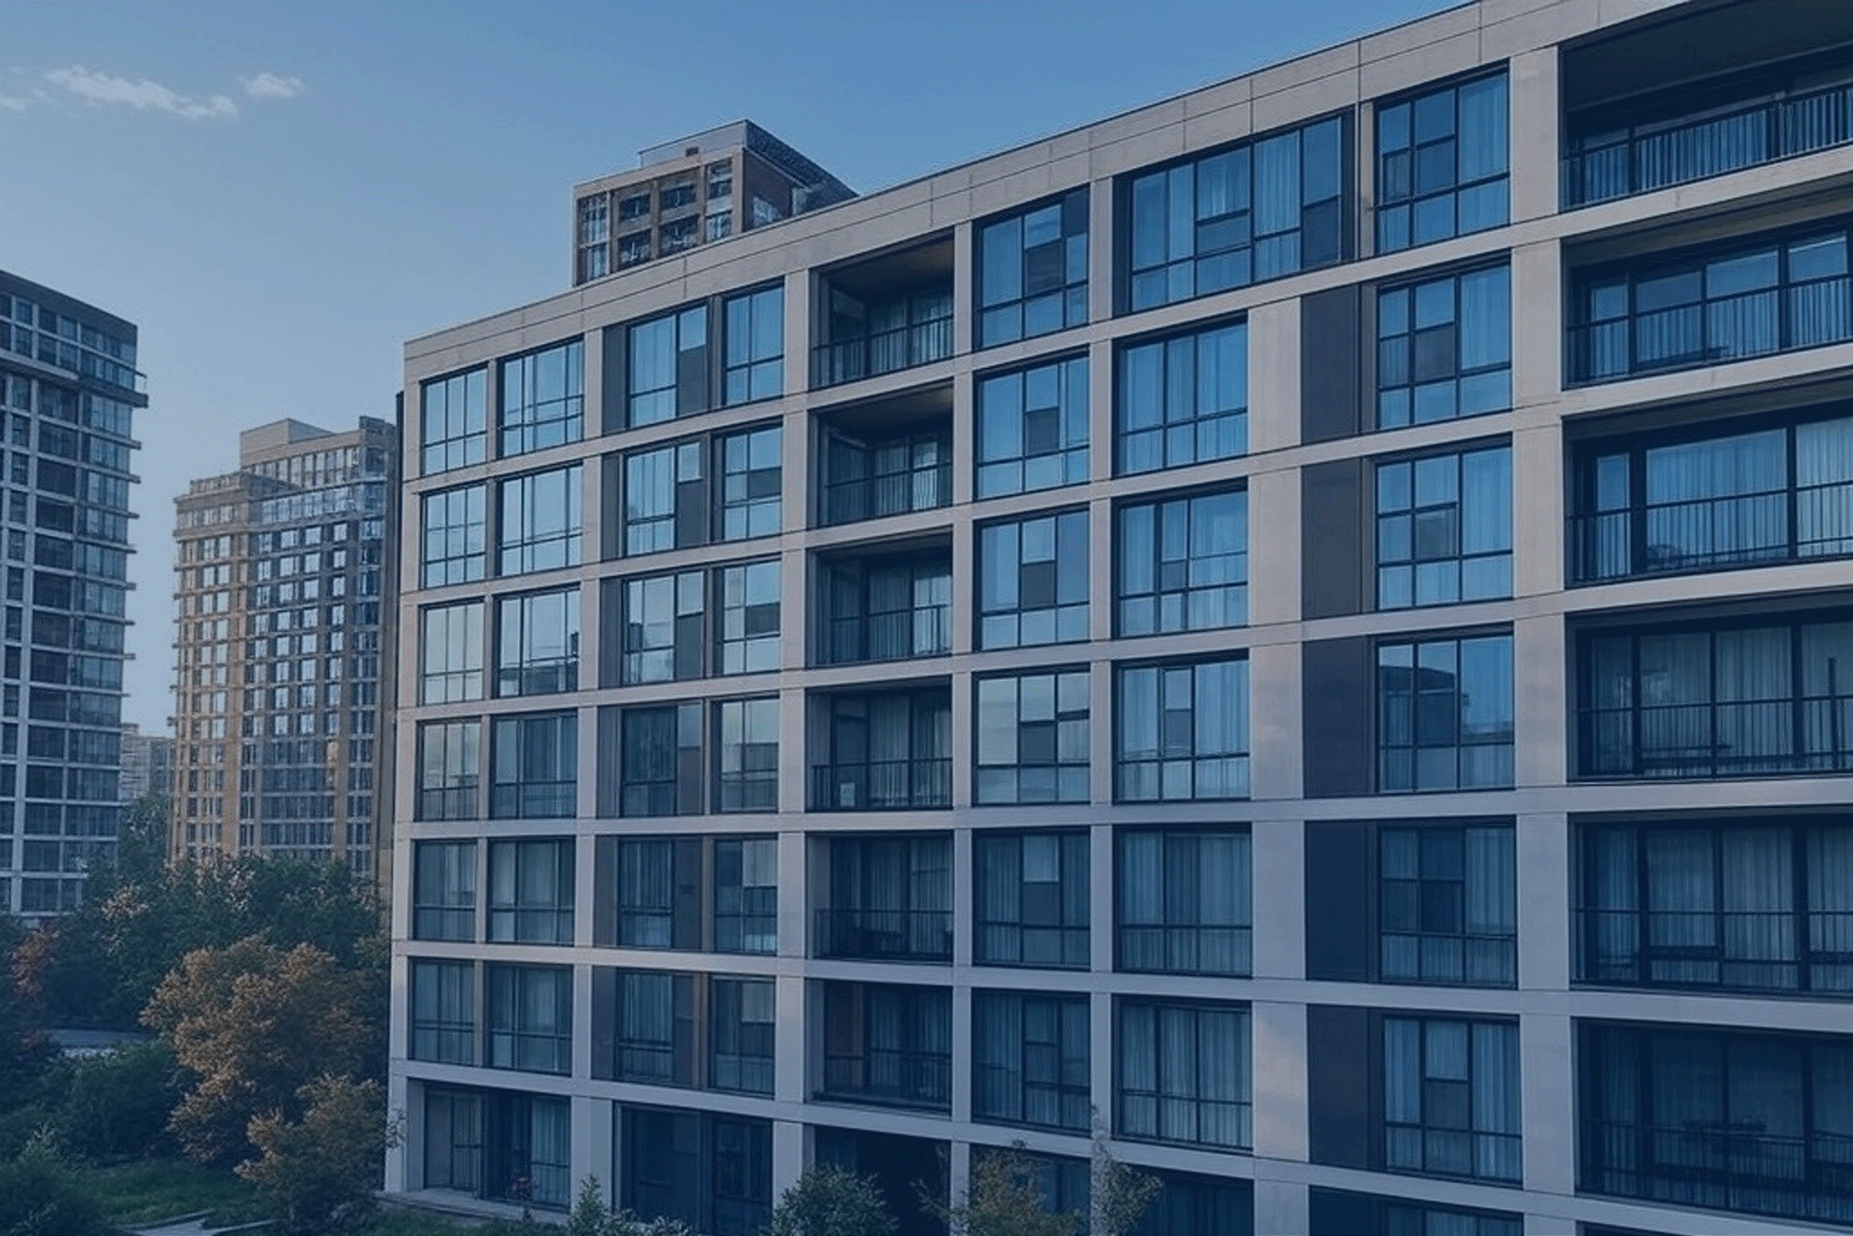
[1117,489,1246,635]
[1376,265,1511,428]
[1118,321,1247,474]
[976,357,1088,498]
[1375,444,1512,609]
[1375,71,1509,252]
[973,669,1089,805]
[978,190,1089,347]
[1377,632,1514,792]
[977,509,1088,649]
[499,340,583,457]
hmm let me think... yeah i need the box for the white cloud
[0,96,27,112]
[242,72,303,100]
[43,65,238,120]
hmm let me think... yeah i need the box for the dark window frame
[1375,68,1511,253]
[977,188,1090,349]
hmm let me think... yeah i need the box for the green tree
[767,1163,897,1236]
[1087,1115,1161,1236]
[56,1038,182,1162]
[143,937,380,1165]
[920,1143,1079,1236]
[237,1075,396,1234]
[0,1134,109,1236]
[567,1176,696,1236]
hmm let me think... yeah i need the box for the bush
[767,1164,897,1236]
[564,1176,692,1236]
[0,1137,111,1236]
[236,1075,396,1234]
[58,1039,181,1161]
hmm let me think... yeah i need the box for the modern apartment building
[118,722,174,803]
[0,272,144,921]
[571,120,855,285]
[388,0,1853,1232]
[170,417,396,874]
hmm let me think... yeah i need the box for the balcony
[814,908,953,963]
[809,758,951,812]
[817,982,952,1113]
[812,237,954,389]
[815,540,952,667]
[1570,480,1853,583]
[816,386,953,528]
[809,686,952,811]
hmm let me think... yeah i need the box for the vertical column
[1520,1011,1576,1197]
[1252,819,1305,981]
[1511,420,1564,601]
[1355,101,1378,260]
[775,972,807,1104]
[1513,612,1567,790]
[950,984,974,1124]
[771,1120,807,1204]
[1088,661,1115,807]
[1246,297,1300,456]
[779,829,809,959]
[950,221,976,361]
[575,1094,614,1199]
[1517,811,1570,992]
[1248,642,1304,803]
[1510,238,1563,414]
[783,268,813,396]
[1253,1180,1308,1236]
[1087,178,1115,326]
[1250,1001,1310,1162]
[1507,47,1561,224]
[952,828,974,968]
[384,1069,413,1192]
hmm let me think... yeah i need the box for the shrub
[0,1136,110,1236]
[58,1039,181,1161]
[236,1075,396,1234]
[768,1164,896,1236]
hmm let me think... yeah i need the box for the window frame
[498,338,585,458]
[1114,656,1251,802]
[972,829,1090,969]
[977,508,1089,650]
[1379,820,1518,987]
[1116,997,1252,1151]
[496,465,582,577]
[420,484,487,588]
[1116,319,1249,475]
[420,368,487,476]
[488,710,577,821]
[1375,69,1511,253]
[1115,826,1253,976]
[975,355,1090,499]
[1375,263,1513,429]
[420,600,485,704]
[973,668,1091,805]
[495,586,580,698]
[1376,630,1515,793]
[484,962,573,1076]
[972,989,1092,1132]
[1374,440,1513,609]
[487,836,574,944]
[1381,1014,1522,1183]
[1116,486,1248,635]
[976,188,1090,349]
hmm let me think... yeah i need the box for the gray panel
[589,966,617,1080]
[1306,1004,1373,1170]
[598,578,623,690]
[592,836,617,946]
[1302,637,1373,798]
[601,325,625,436]
[1304,820,1374,983]
[1301,457,1365,619]
[1301,285,1362,444]
[600,454,623,563]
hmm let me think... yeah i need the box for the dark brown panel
[1301,457,1366,619]
[1306,1004,1373,1170]
[1300,285,1362,444]
[1304,820,1374,983]
[1302,636,1373,798]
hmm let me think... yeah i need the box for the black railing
[1566,275,1853,385]
[814,908,952,962]
[1569,479,1853,583]
[1578,907,1853,995]
[1581,1118,1853,1225]
[811,316,954,388]
[1565,79,1853,208]
[820,604,951,666]
[1578,690,1853,780]
[819,1048,952,1110]
[819,457,952,526]
[810,758,952,811]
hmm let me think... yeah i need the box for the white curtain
[1383,1018,1423,1171]
[1721,828,1796,988]
[1713,627,1793,771]
[1796,415,1853,556]
[528,1098,572,1207]
[1465,826,1518,984]
[1810,826,1853,992]
[1472,1021,1522,1182]
[1647,830,1716,985]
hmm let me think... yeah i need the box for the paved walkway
[126,1213,271,1236]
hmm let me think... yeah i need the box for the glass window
[578,195,609,282]
[718,425,781,540]
[489,710,576,819]
[723,286,784,405]
[624,440,704,557]
[1381,823,1516,986]
[716,697,778,813]
[608,702,704,818]
[498,466,581,575]
[818,835,952,962]
[420,369,486,475]
[614,836,691,948]
[412,840,476,941]
[1376,71,1509,252]
[488,837,574,944]
[485,963,572,1075]
[1375,444,1512,608]
[1128,115,1346,311]
[628,306,709,427]
[496,588,579,697]
[714,837,778,955]
[978,189,1089,348]
[973,991,1090,1131]
[1118,999,1251,1150]
[616,969,693,1085]
[1117,828,1251,975]
[619,569,705,684]
[818,982,953,1110]
[974,669,1090,805]
[976,356,1088,498]
[1116,658,1250,801]
[1377,265,1511,428]
[1118,322,1247,474]
[417,719,479,821]
[1309,1188,1522,1236]
[499,339,584,457]
[1378,632,1514,792]
[973,831,1089,969]
[421,601,484,703]
[420,484,486,587]
[977,509,1088,649]
[710,976,776,1095]
[716,561,779,674]
[1383,1016,1521,1182]
[1117,489,1246,635]
[410,960,475,1064]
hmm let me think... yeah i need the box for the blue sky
[1,0,1450,730]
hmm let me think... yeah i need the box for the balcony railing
[1116,925,1254,977]
[819,1048,952,1111]
[810,758,951,811]
[820,605,951,666]
[1578,907,1853,995]
[812,316,954,389]
[1569,479,1853,584]
[814,908,953,962]
[1581,1118,1853,1226]
[819,458,952,527]
[1565,79,1853,208]
[1578,690,1853,780]
[1566,275,1853,385]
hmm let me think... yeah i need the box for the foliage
[766,1163,897,1236]
[920,1143,1079,1236]
[143,936,381,1165]
[237,1075,396,1234]
[565,1175,695,1236]
[85,1156,268,1227]
[0,1135,110,1236]
[0,914,61,1119]
[56,1038,182,1162]
[1087,1117,1162,1236]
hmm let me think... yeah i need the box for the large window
[413,840,476,941]
[623,439,704,557]
[716,561,779,674]
[710,976,775,1095]
[421,368,486,475]
[1375,71,1509,253]
[1580,1021,1853,1226]
[615,969,694,1085]
[715,697,778,813]
[1377,266,1511,429]
[617,569,704,683]
[718,425,781,540]
[499,339,584,457]
[978,189,1088,348]
[489,711,576,820]
[605,703,703,818]
[973,991,1090,1132]
[1118,999,1251,1150]
[421,601,484,703]
[621,1108,772,1236]
[976,357,1088,499]
[1118,489,1246,634]
[978,509,1088,649]
[1580,612,1853,779]
[713,837,778,955]
[818,834,952,963]
[1117,828,1251,976]
[1376,444,1512,608]
[1381,823,1516,986]
[498,466,581,576]
[1578,818,1853,994]
[974,831,1089,969]
[613,837,693,949]
[1377,632,1514,792]
[1309,1189,1521,1236]
[1118,322,1247,474]
[974,669,1089,805]
[410,960,475,1065]
[485,964,572,1075]
[1128,115,1345,310]
[421,485,486,587]
[417,720,480,821]
[488,837,574,944]
[1384,1016,1520,1182]
[723,286,783,406]
[496,588,578,697]
[1116,658,1249,801]
[629,306,708,427]
[818,982,953,1111]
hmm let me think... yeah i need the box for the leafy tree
[1087,1115,1161,1236]
[767,1163,897,1236]
[237,1075,396,1234]
[0,914,59,1117]
[143,937,380,1165]
[0,1133,109,1236]
[920,1143,1079,1236]
[56,1038,182,1162]
[566,1176,695,1236]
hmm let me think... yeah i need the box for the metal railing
[819,457,952,526]
[1577,907,1853,994]
[819,604,951,666]
[810,758,952,811]
[1565,78,1853,208]
[1578,690,1853,780]
[819,1048,953,1110]
[811,315,954,389]
[1116,925,1254,977]
[1581,1119,1853,1225]
[1568,479,1853,583]
[814,908,953,962]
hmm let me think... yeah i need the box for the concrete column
[772,1119,807,1202]
[1517,811,1571,992]
[1513,612,1567,789]
[1250,1000,1309,1162]
[572,961,595,1080]
[950,668,974,811]
[384,1068,412,1192]
[951,222,976,359]
[1248,464,1301,627]
[783,268,813,394]
[1087,178,1115,325]
[1087,492,1114,643]
[777,685,809,822]
[1088,337,1115,485]
[1089,823,1114,974]
[575,701,599,823]
[946,1141,973,1224]
[1510,238,1563,413]
[1253,1179,1308,1236]
[951,983,974,1124]
[575,1095,614,1200]
[775,973,807,1104]
[952,828,974,968]
[1248,641,1304,803]
[1354,101,1378,260]
[779,828,808,959]
[575,833,597,948]
[1246,298,1300,455]
[1252,819,1305,980]
[1511,420,1564,601]
[1088,661,1115,806]
[951,372,976,509]
[1508,47,1561,224]
[1520,1011,1576,1197]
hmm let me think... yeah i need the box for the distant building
[170,417,397,875]
[570,120,853,284]
[118,722,173,802]
[0,271,145,921]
